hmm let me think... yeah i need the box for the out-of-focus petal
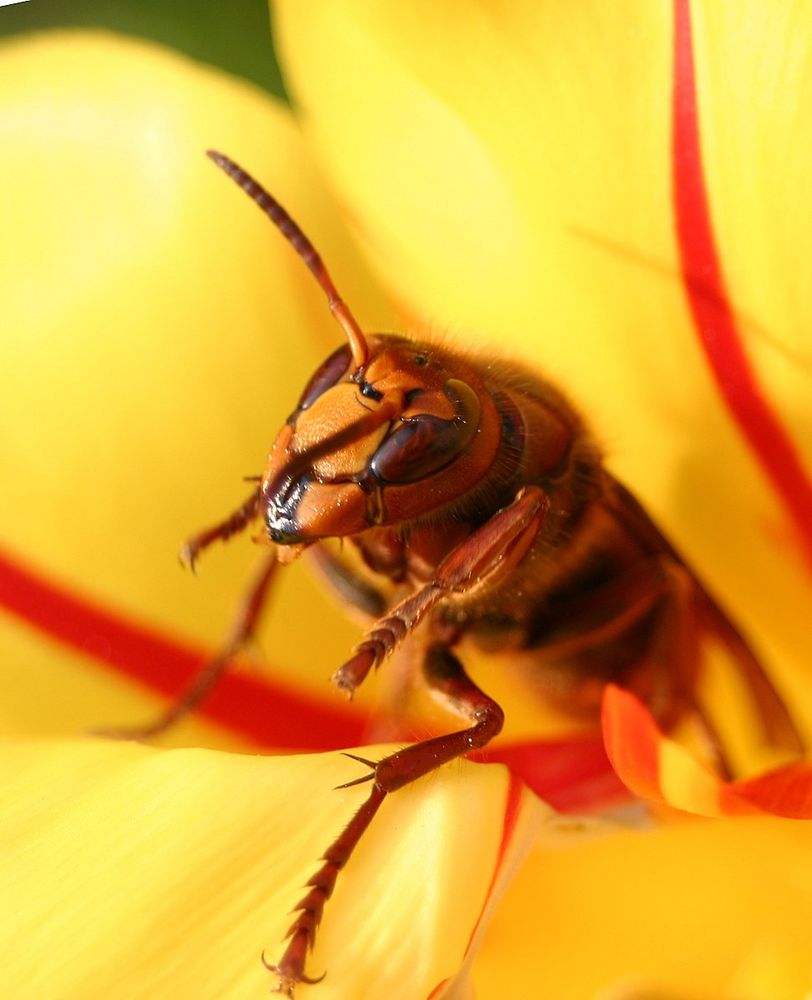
[472,808,812,998]
[0,31,395,744]
[0,737,548,998]
[603,685,812,818]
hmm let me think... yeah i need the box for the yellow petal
[473,813,812,998]
[0,31,394,743]
[0,737,547,998]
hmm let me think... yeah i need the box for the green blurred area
[0,0,287,99]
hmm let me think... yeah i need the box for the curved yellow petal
[275,0,812,730]
[0,31,394,742]
[0,738,547,998]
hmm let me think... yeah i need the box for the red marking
[601,685,663,801]
[0,546,630,804]
[0,546,367,749]
[672,0,812,571]
[465,773,524,951]
[474,738,627,813]
[729,761,812,819]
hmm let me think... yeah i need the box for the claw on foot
[340,751,378,768]
[263,784,387,995]
[263,950,325,997]
[334,752,379,790]
[178,540,199,573]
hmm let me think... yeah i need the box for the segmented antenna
[206,149,369,370]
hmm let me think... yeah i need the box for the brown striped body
[167,153,803,995]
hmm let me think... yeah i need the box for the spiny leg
[695,580,804,755]
[267,644,504,996]
[333,485,549,695]
[95,551,279,740]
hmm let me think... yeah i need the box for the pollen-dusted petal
[0,32,395,741]
[471,810,812,998]
[0,738,547,999]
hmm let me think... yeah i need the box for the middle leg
[333,485,549,695]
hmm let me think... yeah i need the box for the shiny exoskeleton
[123,152,803,996]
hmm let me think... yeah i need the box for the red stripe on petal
[426,773,527,999]
[477,738,628,813]
[0,546,367,748]
[601,685,663,801]
[427,774,525,1000]
[464,773,525,955]
[672,0,812,572]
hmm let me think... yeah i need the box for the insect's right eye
[297,345,352,410]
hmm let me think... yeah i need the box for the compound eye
[297,345,351,410]
[369,378,480,484]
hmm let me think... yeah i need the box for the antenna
[206,149,369,370]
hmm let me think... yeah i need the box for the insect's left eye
[369,378,480,484]
[414,354,428,366]
[297,345,351,410]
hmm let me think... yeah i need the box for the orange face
[260,336,502,544]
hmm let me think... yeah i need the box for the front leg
[267,644,504,996]
[333,485,550,695]
[94,551,280,740]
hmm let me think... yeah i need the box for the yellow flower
[2,0,812,995]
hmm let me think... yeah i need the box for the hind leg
[267,643,503,996]
[639,562,735,779]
